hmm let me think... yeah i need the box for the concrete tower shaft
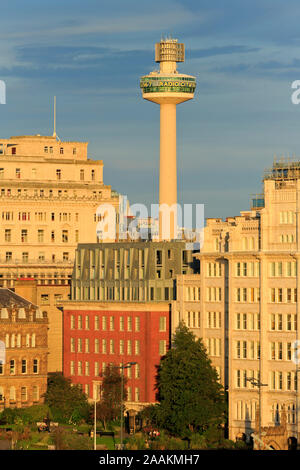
[140,39,196,240]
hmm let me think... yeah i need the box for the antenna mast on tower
[53,96,57,138]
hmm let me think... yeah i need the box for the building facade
[62,240,197,410]
[0,134,120,371]
[14,278,68,372]
[0,134,119,289]
[172,160,300,446]
[0,288,48,408]
[71,241,198,303]
[62,301,170,410]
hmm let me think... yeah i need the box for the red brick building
[62,301,170,410]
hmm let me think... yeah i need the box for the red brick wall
[63,308,170,403]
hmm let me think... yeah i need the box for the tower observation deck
[140,38,196,241]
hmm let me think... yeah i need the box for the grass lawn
[95,435,121,450]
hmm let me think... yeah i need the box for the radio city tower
[140,38,196,240]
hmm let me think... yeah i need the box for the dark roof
[0,289,36,308]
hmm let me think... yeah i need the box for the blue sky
[1,0,300,219]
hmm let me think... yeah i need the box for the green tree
[91,364,127,429]
[43,372,89,424]
[155,322,226,438]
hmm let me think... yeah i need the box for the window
[80,169,85,181]
[159,340,166,356]
[16,168,21,178]
[159,316,167,332]
[6,252,12,262]
[9,387,16,401]
[21,387,27,402]
[128,317,132,332]
[38,230,44,243]
[33,359,39,374]
[5,229,11,242]
[21,229,28,243]
[70,338,75,353]
[60,147,64,154]
[10,359,15,375]
[91,169,95,181]
[33,385,39,401]
[21,359,27,374]
[135,317,140,332]
[62,230,68,243]
[135,340,140,355]
[207,312,221,329]
[120,316,124,331]
[109,316,115,331]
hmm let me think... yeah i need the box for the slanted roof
[0,288,36,308]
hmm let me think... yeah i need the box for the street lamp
[93,383,102,451]
[114,361,137,450]
[245,377,268,449]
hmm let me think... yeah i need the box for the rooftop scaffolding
[264,157,300,181]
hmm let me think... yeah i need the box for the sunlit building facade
[0,134,120,372]
[172,160,300,446]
